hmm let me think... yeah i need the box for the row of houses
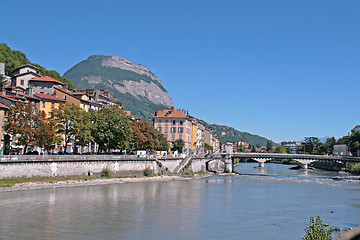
[0,63,139,154]
[153,107,220,154]
[0,62,221,155]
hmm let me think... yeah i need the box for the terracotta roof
[54,86,75,95]
[30,76,64,85]
[34,93,66,102]
[155,109,187,118]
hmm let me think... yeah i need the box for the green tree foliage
[0,73,8,87]
[131,121,156,150]
[0,43,75,90]
[238,143,245,152]
[347,125,360,155]
[266,139,274,152]
[34,111,59,152]
[302,216,333,240]
[50,103,88,154]
[202,121,273,147]
[154,131,170,151]
[90,105,131,153]
[274,145,287,153]
[172,139,185,153]
[204,143,213,152]
[4,102,37,153]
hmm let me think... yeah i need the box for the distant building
[153,107,192,154]
[333,144,350,156]
[281,141,302,153]
[10,64,41,88]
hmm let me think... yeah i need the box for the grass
[0,176,97,188]
[181,170,194,176]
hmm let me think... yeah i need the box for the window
[171,127,176,133]
[179,134,182,139]
[20,79,24,85]
[164,134,168,139]
[172,120,176,126]
[157,127,162,132]
[164,127,168,133]
[63,95,67,100]
[172,134,175,141]
[51,101,55,109]
[159,119,162,123]
[42,101,45,108]
[178,127,183,133]
[165,119,168,123]
[179,120,183,126]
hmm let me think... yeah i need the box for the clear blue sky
[2,0,360,143]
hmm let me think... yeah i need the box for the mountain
[64,55,173,121]
[203,121,272,147]
[0,43,75,89]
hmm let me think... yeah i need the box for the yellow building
[34,93,66,117]
[191,122,198,152]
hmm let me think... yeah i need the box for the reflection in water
[0,163,359,240]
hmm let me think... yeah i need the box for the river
[0,163,359,240]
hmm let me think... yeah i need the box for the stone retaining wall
[0,155,205,178]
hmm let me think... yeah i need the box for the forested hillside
[203,121,273,147]
[0,43,75,90]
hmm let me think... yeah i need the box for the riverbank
[0,173,223,192]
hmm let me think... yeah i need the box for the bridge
[208,152,360,173]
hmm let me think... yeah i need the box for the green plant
[182,170,194,176]
[346,163,360,175]
[100,167,112,178]
[302,216,333,240]
[195,169,207,174]
[225,168,231,173]
[156,160,163,168]
[143,167,154,177]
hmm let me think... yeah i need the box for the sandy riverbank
[0,174,221,192]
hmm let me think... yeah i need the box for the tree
[73,110,93,149]
[131,121,156,150]
[274,145,287,153]
[0,74,8,87]
[302,216,333,240]
[238,143,245,152]
[90,105,131,153]
[285,146,292,154]
[4,102,37,153]
[348,125,360,155]
[266,139,274,152]
[303,137,320,154]
[154,131,170,151]
[172,139,185,153]
[34,111,59,152]
[50,103,85,154]
[204,143,213,152]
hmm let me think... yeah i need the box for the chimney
[63,84,68,90]
[26,86,34,97]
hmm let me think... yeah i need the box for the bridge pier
[253,158,271,168]
[294,159,315,170]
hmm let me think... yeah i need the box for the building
[34,93,66,116]
[281,141,302,153]
[29,76,65,95]
[10,64,41,88]
[333,144,350,156]
[153,107,192,154]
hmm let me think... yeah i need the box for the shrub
[347,163,360,175]
[182,170,194,176]
[144,167,154,177]
[100,167,111,178]
[302,216,333,240]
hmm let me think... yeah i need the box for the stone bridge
[207,152,360,173]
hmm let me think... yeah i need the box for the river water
[0,163,359,240]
